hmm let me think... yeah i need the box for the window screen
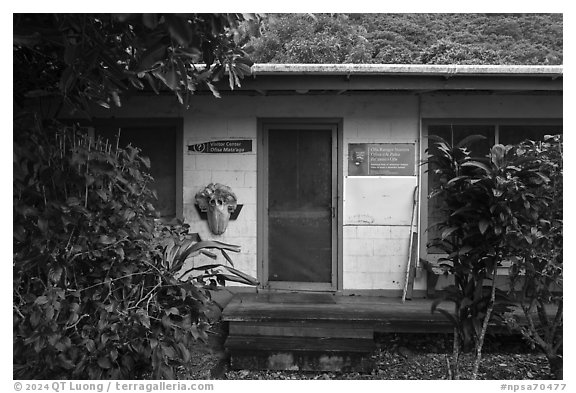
[267,128,333,283]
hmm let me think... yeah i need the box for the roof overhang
[223,64,563,95]
[250,64,563,77]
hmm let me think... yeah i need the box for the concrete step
[225,318,377,372]
[225,334,376,372]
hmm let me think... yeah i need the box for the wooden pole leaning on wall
[402,185,419,302]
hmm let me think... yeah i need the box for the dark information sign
[348,143,415,176]
[188,140,252,154]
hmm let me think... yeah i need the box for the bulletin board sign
[348,143,415,176]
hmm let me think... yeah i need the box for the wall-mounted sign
[348,143,415,176]
[188,140,252,154]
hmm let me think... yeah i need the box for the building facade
[79,64,563,297]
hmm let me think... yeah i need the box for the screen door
[263,122,337,290]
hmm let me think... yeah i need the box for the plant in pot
[195,183,238,235]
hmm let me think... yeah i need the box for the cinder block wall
[342,108,420,292]
[183,116,259,281]
[182,94,423,292]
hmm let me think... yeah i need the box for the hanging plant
[195,183,238,235]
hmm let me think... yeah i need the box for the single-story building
[71,63,562,370]
[81,63,563,297]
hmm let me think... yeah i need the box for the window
[424,121,562,257]
[96,121,181,219]
[499,125,563,146]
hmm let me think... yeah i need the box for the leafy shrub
[13,119,256,379]
[13,13,263,380]
[506,136,563,379]
[426,134,563,379]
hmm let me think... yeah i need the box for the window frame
[419,118,563,267]
[84,117,184,221]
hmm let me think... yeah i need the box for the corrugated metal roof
[250,64,563,77]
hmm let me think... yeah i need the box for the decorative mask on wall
[195,183,238,235]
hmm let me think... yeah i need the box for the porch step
[228,320,374,339]
[226,335,376,353]
[221,292,559,372]
[225,332,376,372]
[223,294,380,372]
[227,335,375,372]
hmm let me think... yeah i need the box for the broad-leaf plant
[426,134,562,379]
[14,13,262,379]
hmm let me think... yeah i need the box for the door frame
[257,118,343,292]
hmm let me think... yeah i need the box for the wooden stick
[402,185,419,302]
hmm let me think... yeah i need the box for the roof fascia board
[234,74,563,92]
[249,64,563,78]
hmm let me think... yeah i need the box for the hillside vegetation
[246,14,562,65]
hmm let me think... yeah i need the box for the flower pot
[195,183,238,235]
[207,197,232,235]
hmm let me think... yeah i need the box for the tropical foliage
[13,124,258,379]
[195,183,238,213]
[14,13,261,114]
[247,13,562,65]
[13,13,261,379]
[506,136,563,379]
[426,134,563,379]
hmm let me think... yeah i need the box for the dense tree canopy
[13,13,261,114]
[246,13,562,65]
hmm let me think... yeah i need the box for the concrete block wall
[183,94,427,291]
[342,106,424,292]
[181,116,259,281]
[342,226,413,290]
